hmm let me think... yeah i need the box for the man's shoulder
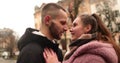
[17,42,44,63]
[21,43,43,53]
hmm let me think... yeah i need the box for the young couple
[43,13,120,63]
[17,3,120,63]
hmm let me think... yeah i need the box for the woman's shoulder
[72,53,106,63]
[76,40,113,52]
[72,40,118,63]
[81,40,113,49]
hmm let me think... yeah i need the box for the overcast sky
[0,0,58,36]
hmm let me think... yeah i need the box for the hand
[43,48,60,63]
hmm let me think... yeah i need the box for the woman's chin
[71,38,77,42]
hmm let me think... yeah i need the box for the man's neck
[40,28,54,41]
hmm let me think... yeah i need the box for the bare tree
[0,28,18,58]
[96,1,120,33]
[74,0,83,18]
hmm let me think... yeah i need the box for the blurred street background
[0,58,16,63]
[0,0,120,63]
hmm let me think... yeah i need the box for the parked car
[1,51,10,59]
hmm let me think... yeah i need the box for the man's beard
[49,22,61,40]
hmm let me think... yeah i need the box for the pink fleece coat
[63,40,118,63]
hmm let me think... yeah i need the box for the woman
[43,13,120,63]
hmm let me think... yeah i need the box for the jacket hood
[17,28,39,51]
[17,28,58,51]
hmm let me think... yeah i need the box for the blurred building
[0,28,18,57]
[34,3,46,30]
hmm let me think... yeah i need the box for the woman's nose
[69,27,73,32]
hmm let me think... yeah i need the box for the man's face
[49,10,68,40]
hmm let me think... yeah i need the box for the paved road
[0,57,16,63]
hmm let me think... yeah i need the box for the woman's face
[70,16,88,41]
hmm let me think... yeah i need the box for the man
[17,3,68,63]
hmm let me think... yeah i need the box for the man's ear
[84,24,91,33]
[44,15,51,25]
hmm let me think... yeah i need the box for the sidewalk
[0,57,16,63]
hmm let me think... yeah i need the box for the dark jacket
[17,28,63,63]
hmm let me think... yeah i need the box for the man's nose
[64,26,68,31]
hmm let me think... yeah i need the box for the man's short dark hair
[41,3,66,21]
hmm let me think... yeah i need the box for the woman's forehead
[73,17,81,23]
